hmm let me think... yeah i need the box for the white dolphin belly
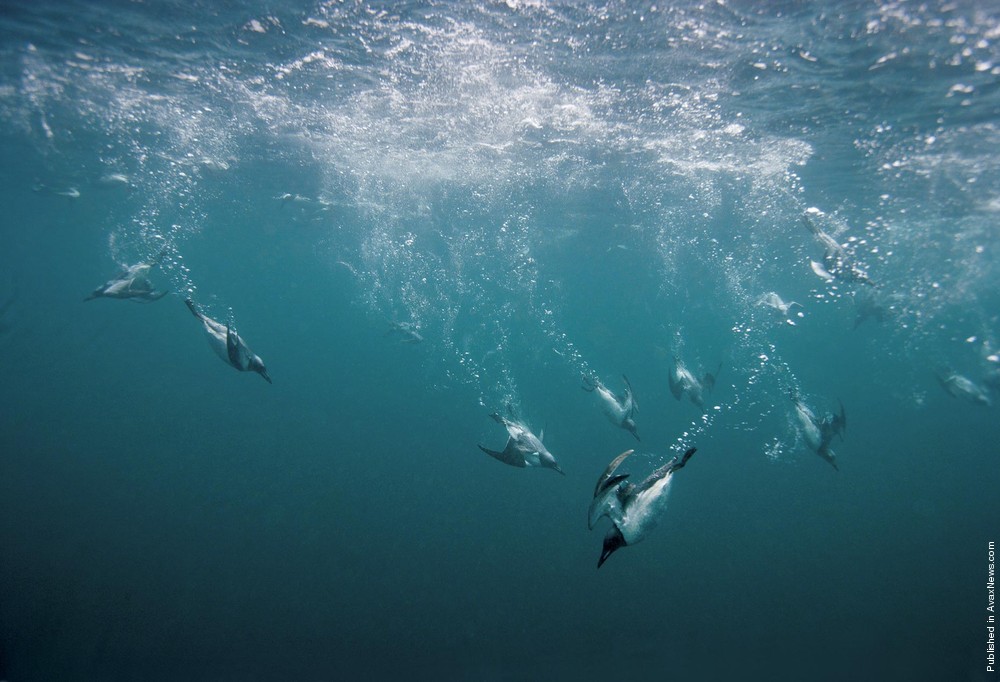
[621,475,674,545]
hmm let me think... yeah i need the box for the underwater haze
[1,1,999,680]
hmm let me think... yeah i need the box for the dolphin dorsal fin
[593,449,634,497]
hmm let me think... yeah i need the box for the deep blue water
[1,1,999,680]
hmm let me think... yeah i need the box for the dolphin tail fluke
[148,290,170,302]
[802,212,821,236]
[581,375,596,392]
[488,412,504,425]
[184,298,204,320]
[667,447,697,474]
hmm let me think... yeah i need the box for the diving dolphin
[759,292,802,326]
[86,253,169,303]
[185,299,271,383]
[936,369,992,407]
[802,208,875,287]
[478,411,563,474]
[790,393,846,471]
[582,374,639,441]
[385,320,424,344]
[589,447,698,568]
[668,356,719,411]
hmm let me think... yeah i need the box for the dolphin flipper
[598,473,630,496]
[226,324,250,370]
[589,471,630,530]
[810,260,835,282]
[836,401,846,435]
[622,374,637,412]
[130,288,169,303]
[478,443,526,468]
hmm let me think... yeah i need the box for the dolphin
[582,374,639,441]
[790,393,845,470]
[589,447,698,568]
[385,320,424,344]
[185,299,272,383]
[936,369,992,407]
[668,356,719,411]
[759,292,802,326]
[86,252,169,303]
[478,411,563,474]
[802,209,875,287]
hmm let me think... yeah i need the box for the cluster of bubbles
[2,0,998,458]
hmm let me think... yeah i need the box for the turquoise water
[1,1,998,680]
